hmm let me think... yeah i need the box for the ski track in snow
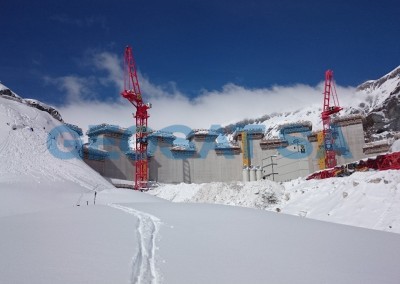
[108,204,162,284]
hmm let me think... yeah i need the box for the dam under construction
[70,47,399,189]
[71,113,395,188]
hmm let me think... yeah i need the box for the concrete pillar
[256,167,262,181]
[250,167,256,181]
[242,168,250,182]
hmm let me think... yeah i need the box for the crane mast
[121,46,151,190]
[321,70,342,169]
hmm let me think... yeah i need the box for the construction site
[75,47,400,189]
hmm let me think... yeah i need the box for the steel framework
[306,151,400,180]
[321,70,342,169]
[121,46,151,190]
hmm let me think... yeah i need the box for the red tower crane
[321,70,343,169]
[121,46,151,190]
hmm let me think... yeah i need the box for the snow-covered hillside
[0,96,113,216]
[360,67,400,141]
[356,66,400,111]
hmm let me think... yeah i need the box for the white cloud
[51,14,108,30]
[51,51,358,136]
[44,75,95,103]
[91,52,124,91]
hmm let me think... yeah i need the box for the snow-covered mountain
[0,82,23,101]
[0,88,114,216]
[0,82,63,122]
[357,67,400,141]
[356,66,400,111]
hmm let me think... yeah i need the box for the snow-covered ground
[148,170,400,234]
[2,95,400,283]
[0,96,166,283]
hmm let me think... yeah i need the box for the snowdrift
[148,170,400,234]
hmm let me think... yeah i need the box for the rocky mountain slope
[357,67,400,141]
[0,83,63,122]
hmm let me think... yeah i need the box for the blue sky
[1,0,400,129]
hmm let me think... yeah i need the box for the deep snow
[148,170,400,234]
[2,95,400,283]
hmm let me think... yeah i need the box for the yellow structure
[241,131,250,167]
[317,131,326,169]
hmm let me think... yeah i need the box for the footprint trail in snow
[108,204,162,284]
